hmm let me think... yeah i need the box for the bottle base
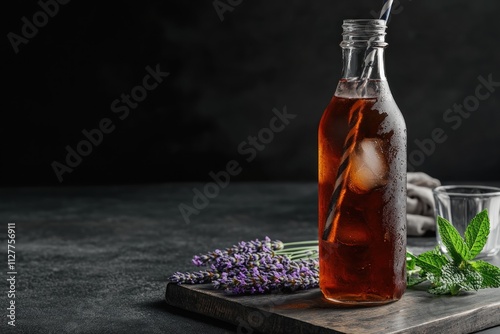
[322,292,401,306]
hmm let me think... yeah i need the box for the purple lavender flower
[211,252,276,272]
[212,255,319,294]
[169,270,220,285]
[191,237,284,267]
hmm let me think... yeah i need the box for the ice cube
[349,138,388,193]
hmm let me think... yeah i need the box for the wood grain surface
[165,282,500,334]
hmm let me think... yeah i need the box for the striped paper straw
[322,1,394,241]
[359,0,393,84]
[379,0,394,21]
[322,101,364,241]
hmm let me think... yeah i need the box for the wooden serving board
[165,282,500,334]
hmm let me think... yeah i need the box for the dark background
[3,0,500,186]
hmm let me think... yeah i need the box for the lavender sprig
[169,237,319,295]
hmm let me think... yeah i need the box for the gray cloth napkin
[406,172,441,236]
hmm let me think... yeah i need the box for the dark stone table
[0,183,498,333]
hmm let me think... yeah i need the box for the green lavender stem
[275,241,318,260]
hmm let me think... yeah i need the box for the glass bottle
[318,19,407,305]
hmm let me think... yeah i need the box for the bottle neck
[341,47,386,80]
[339,19,388,81]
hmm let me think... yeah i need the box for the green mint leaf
[470,260,500,288]
[437,216,470,263]
[464,210,490,260]
[429,262,483,295]
[430,245,442,255]
[406,251,417,271]
[406,251,426,286]
[459,265,483,292]
[426,269,452,295]
[407,276,426,287]
[414,251,448,276]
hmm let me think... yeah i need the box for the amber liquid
[318,82,406,305]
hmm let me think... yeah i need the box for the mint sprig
[407,209,500,295]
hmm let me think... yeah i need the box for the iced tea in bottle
[318,19,407,305]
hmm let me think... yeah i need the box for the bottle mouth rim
[343,19,387,26]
